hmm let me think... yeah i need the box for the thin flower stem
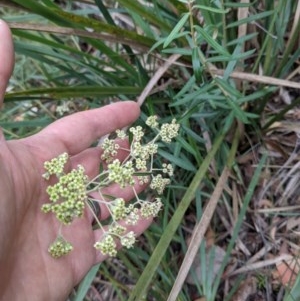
[85,199,104,231]
[105,202,115,222]
[132,186,141,203]
[86,170,109,185]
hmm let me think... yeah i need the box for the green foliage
[2,0,300,300]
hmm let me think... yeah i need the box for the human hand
[0,20,152,301]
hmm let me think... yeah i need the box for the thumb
[0,20,14,104]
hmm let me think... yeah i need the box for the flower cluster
[107,159,135,188]
[140,198,163,218]
[94,235,117,257]
[100,138,120,162]
[110,198,127,220]
[48,236,73,258]
[41,164,87,225]
[42,152,68,180]
[42,116,179,258]
[94,231,136,257]
[160,119,180,143]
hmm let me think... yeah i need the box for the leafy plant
[2,0,300,300]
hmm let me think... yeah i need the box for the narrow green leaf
[239,87,276,104]
[0,119,51,128]
[11,0,155,48]
[73,264,101,301]
[162,47,192,55]
[11,0,72,26]
[163,13,189,48]
[12,36,137,78]
[227,98,249,123]
[192,47,202,82]
[54,9,155,48]
[194,25,230,56]
[193,5,229,14]
[223,44,243,80]
[94,0,115,24]
[173,75,196,99]
[226,10,274,28]
[226,32,258,46]
[224,2,254,8]
[284,272,300,301]
[5,86,143,100]
[176,136,198,158]
[117,0,172,32]
[159,149,196,172]
[214,77,241,98]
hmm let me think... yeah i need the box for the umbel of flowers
[41,116,180,258]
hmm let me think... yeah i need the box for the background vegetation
[1,0,300,300]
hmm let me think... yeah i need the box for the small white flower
[120,231,136,248]
[146,115,159,128]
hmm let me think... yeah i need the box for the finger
[25,101,140,158]
[93,217,153,263]
[0,20,14,103]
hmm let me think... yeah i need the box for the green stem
[188,0,196,45]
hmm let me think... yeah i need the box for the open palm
[0,20,151,301]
